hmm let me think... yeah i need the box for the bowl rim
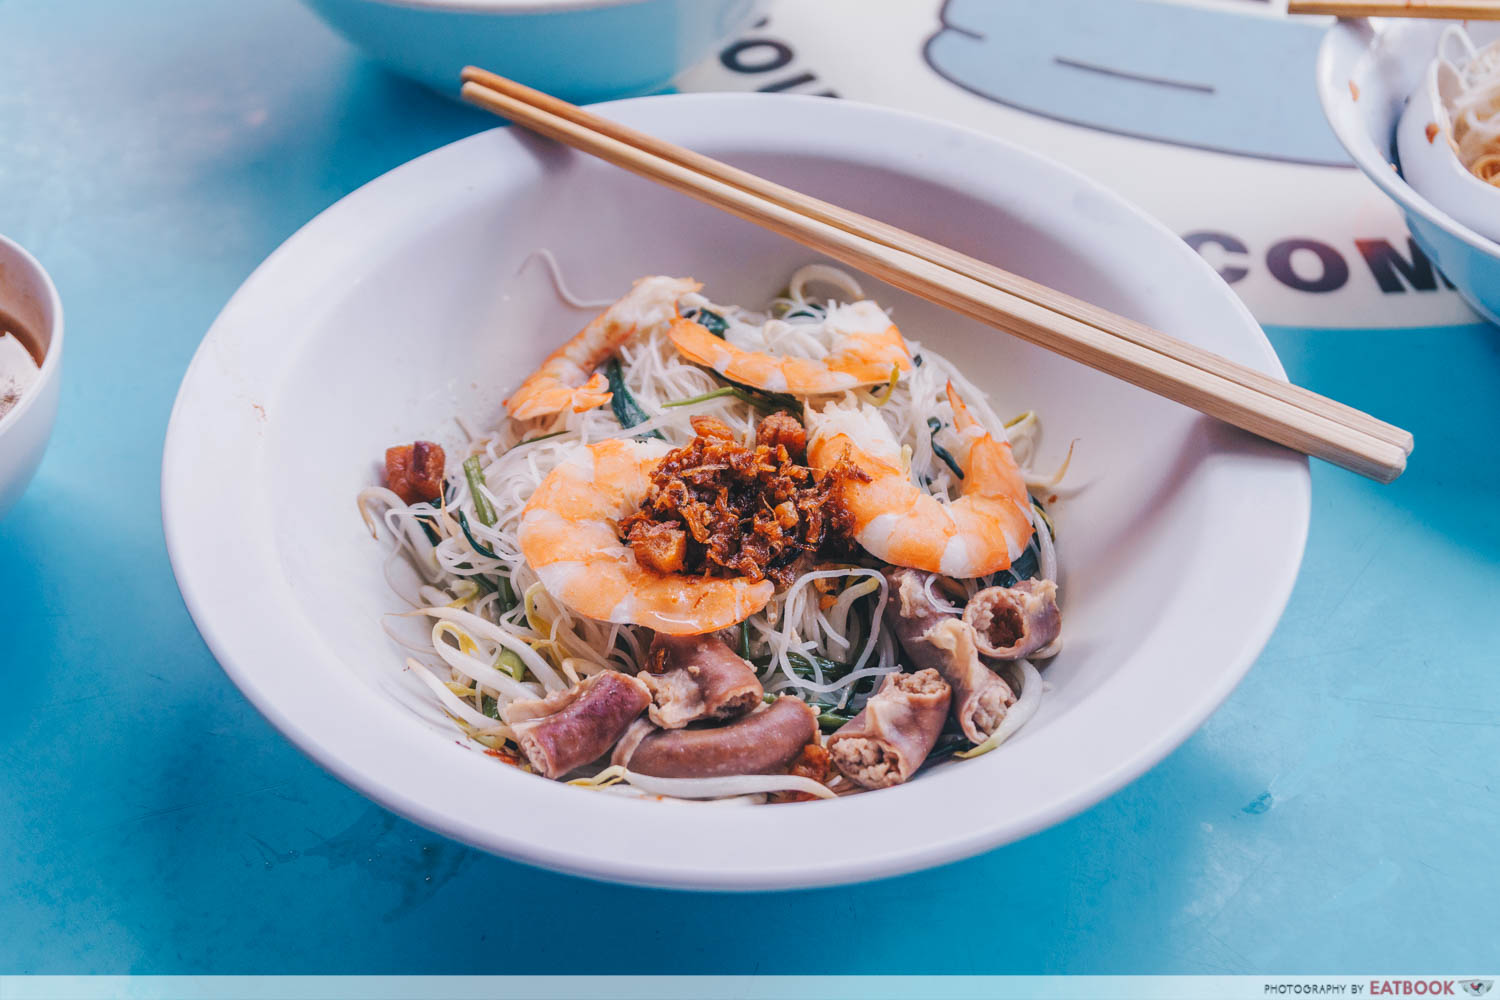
[1317,17,1500,260]
[0,232,64,438]
[161,91,1310,890]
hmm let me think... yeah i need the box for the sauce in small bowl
[0,231,64,517]
[0,309,44,422]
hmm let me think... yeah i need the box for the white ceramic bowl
[1394,26,1500,246]
[302,0,763,102]
[162,94,1309,890]
[0,234,63,518]
[1319,19,1500,322]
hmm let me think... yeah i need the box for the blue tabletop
[2,0,1496,976]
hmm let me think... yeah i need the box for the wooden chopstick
[1288,0,1500,17]
[463,67,1412,459]
[459,75,1409,483]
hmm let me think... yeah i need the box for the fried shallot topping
[771,743,833,803]
[385,440,446,504]
[619,412,867,586]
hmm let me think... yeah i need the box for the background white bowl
[1319,18,1500,323]
[302,0,764,102]
[162,94,1309,890]
[1394,27,1500,247]
[0,234,63,519]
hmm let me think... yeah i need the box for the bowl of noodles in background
[161,93,1309,889]
[1318,18,1500,323]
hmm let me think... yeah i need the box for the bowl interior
[164,95,1308,888]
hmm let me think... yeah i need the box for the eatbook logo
[1462,982,1494,997]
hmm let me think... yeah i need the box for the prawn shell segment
[667,299,912,395]
[806,393,1033,579]
[518,438,775,635]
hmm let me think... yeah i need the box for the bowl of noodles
[162,93,1309,889]
[1318,18,1500,323]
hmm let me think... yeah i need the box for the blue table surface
[2,0,1497,976]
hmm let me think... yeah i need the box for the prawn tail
[570,372,612,413]
[505,373,612,421]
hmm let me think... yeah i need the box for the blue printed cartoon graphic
[924,0,1350,166]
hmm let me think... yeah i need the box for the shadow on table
[304,729,1250,973]
[92,706,1257,974]
[180,58,491,270]
[0,488,69,716]
[1265,322,1500,564]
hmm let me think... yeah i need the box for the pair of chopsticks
[459,68,1413,483]
[1288,0,1500,17]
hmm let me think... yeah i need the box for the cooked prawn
[505,275,700,421]
[805,382,1033,578]
[518,438,774,634]
[668,299,912,394]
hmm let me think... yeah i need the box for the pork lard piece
[640,633,764,729]
[882,568,1016,743]
[384,440,445,504]
[827,668,951,789]
[613,696,818,778]
[964,579,1061,659]
[503,671,650,779]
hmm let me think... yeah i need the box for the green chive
[471,572,517,612]
[496,573,516,610]
[507,429,567,451]
[791,651,851,680]
[605,358,662,439]
[817,712,850,732]
[754,651,853,682]
[695,309,729,337]
[662,386,744,408]
[455,510,498,558]
[927,417,964,480]
[664,384,799,416]
[761,690,850,731]
[494,648,526,682]
[463,455,498,526]
[414,511,442,546]
[924,732,969,765]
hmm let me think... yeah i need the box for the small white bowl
[162,94,1309,889]
[0,234,63,518]
[302,0,764,102]
[1319,19,1500,322]
[1394,28,1500,246]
